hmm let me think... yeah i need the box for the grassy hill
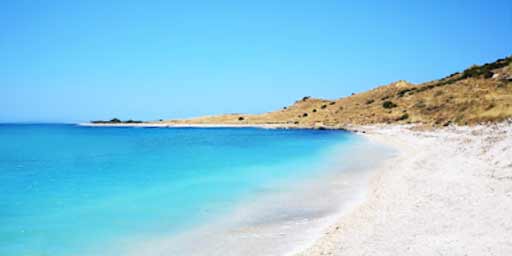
[161,56,512,128]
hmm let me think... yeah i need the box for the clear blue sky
[1,0,511,122]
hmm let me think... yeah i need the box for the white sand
[297,122,512,255]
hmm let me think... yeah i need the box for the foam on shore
[116,135,396,256]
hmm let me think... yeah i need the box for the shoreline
[79,121,512,255]
[77,122,348,130]
[120,132,395,256]
[296,122,512,255]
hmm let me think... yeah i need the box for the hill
[156,56,512,128]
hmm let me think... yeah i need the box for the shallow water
[0,124,392,256]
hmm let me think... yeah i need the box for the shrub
[110,118,121,123]
[397,88,417,97]
[382,101,397,109]
[329,102,336,105]
[446,72,459,78]
[428,57,512,85]
[460,57,511,80]
[238,116,244,121]
[303,113,308,117]
[312,109,317,112]
[397,113,409,121]
[321,104,327,109]
[366,99,375,104]
[461,65,482,79]
[125,119,142,124]
[483,71,494,79]
[302,96,311,101]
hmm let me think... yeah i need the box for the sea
[0,124,394,256]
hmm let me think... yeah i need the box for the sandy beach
[297,121,512,255]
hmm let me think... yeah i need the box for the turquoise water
[0,124,356,256]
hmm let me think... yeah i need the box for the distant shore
[78,122,349,130]
[296,122,512,255]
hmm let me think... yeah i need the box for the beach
[6,122,511,255]
[79,121,512,255]
[297,122,512,255]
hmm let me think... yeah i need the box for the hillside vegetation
[161,56,512,128]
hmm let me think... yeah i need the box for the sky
[1,0,511,123]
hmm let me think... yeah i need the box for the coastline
[119,131,395,256]
[296,122,512,255]
[77,122,347,130]
[78,121,512,255]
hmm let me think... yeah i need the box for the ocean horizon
[0,124,393,255]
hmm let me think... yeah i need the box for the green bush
[382,101,397,109]
[446,72,459,78]
[397,88,417,97]
[397,113,409,121]
[461,57,511,79]
[415,56,512,94]
[483,71,494,79]
[125,119,142,123]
